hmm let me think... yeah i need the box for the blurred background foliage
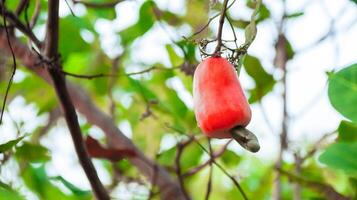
[0,0,357,199]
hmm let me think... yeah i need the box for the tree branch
[0,3,42,48]
[43,1,109,199]
[175,141,191,200]
[213,0,229,56]
[277,168,351,200]
[273,2,289,197]
[204,139,213,200]
[0,28,186,200]
[182,139,232,177]
[0,0,17,125]
[15,0,30,16]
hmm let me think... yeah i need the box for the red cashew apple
[193,57,257,150]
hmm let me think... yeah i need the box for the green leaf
[0,136,25,153]
[0,180,24,200]
[157,146,176,166]
[319,142,357,174]
[175,39,197,63]
[244,22,257,45]
[338,120,357,142]
[0,180,14,191]
[59,16,93,60]
[285,38,295,60]
[244,55,276,103]
[243,0,262,47]
[86,0,116,20]
[328,64,357,122]
[126,76,157,100]
[12,73,56,114]
[220,149,241,167]
[50,176,91,197]
[0,187,24,200]
[286,12,304,19]
[166,44,184,67]
[181,143,204,171]
[119,1,156,46]
[231,19,250,29]
[256,3,271,22]
[23,165,88,200]
[351,0,357,5]
[15,142,50,163]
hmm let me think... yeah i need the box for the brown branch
[15,0,30,16]
[182,139,232,177]
[0,4,41,48]
[43,1,109,199]
[277,168,351,200]
[194,137,248,200]
[0,28,187,200]
[61,70,116,79]
[273,2,289,196]
[61,66,180,80]
[0,0,17,125]
[204,139,213,200]
[175,140,192,200]
[72,0,125,8]
[165,125,249,200]
[30,0,41,29]
[190,0,236,38]
[213,0,229,55]
[108,56,120,117]
[126,66,180,76]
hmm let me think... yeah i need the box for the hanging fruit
[193,56,259,152]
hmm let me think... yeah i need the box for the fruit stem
[214,0,229,56]
[230,126,260,153]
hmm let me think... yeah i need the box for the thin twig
[64,0,76,17]
[213,0,229,55]
[182,140,232,177]
[190,0,236,37]
[23,1,30,30]
[126,66,180,76]
[0,4,42,48]
[175,141,191,200]
[30,0,41,29]
[15,0,29,16]
[204,139,213,200]
[61,70,116,79]
[225,15,238,49]
[192,136,248,200]
[166,124,248,200]
[301,131,336,163]
[0,0,17,125]
[61,66,180,80]
[43,0,109,199]
[108,56,120,117]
